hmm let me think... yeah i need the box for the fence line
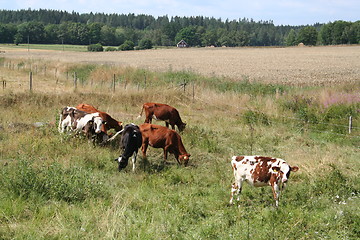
[193,95,359,139]
[1,61,359,137]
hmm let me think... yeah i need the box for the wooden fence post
[349,116,352,134]
[113,74,116,92]
[192,82,195,101]
[29,72,33,91]
[2,80,6,90]
[74,72,77,89]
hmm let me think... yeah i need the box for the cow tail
[137,105,144,119]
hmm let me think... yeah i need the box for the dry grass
[1,45,360,85]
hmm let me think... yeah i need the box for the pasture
[0,45,359,239]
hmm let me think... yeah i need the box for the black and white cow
[114,123,142,172]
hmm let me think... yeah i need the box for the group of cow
[58,102,299,207]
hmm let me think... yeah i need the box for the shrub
[119,40,135,51]
[242,110,271,125]
[138,39,153,50]
[105,46,117,52]
[87,43,104,52]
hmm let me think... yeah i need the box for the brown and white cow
[76,103,123,134]
[139,123,190,166]
[138,103,186,132]
[230,155,299,207]
[58,107,104,137]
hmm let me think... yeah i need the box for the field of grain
[1,45,360,85]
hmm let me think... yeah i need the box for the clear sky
[0,0,359,26]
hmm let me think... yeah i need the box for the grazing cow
[76,103,123,134]
[114,123,142,172]
[139,123,190,166]
[58,107,104,139]
[138,103,186,132]
[230,155,299,207]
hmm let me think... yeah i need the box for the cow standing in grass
[76,103,123,134]
[230,155,299,207]
[114,123,142,172]
[138,103,186,132]
[139,123,190,166]
[58,107,104,141]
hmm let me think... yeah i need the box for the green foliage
[0,160,109,203]
[207,78,287,95]
[67,64,97,83]
[297,26,318,45]
[119,40,134,51]
[138,38,153,50]
[105,46,117,51]
[242,110,271,125]
[285,29,297,46]
[87,43,103,52]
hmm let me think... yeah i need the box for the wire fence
[2,59,359,140]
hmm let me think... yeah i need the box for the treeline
[0,9,359,48]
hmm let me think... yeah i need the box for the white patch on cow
[117,156,122,163]
[74,112,103,134]
[60,115,73,133]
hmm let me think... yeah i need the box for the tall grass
[0,59,359,239]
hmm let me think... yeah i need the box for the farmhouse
[177,40,189,48]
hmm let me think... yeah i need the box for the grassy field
[0,47,359,239]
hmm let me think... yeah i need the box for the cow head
[93,116,105,134]
[178,122,186,132]
[115,121,123,131]
[114,156,128,171]
[272,164,299,188]
[179,154,191,166]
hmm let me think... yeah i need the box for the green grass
[0,63,359,239]
[0,43,88,52]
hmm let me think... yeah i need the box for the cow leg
[271,183,281,207]
[230,181,242,205]
[165,122,170,128]
[131,152,137,172]
[141,142,149,159]
[163,147,168,161]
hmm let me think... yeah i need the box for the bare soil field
[1,45,360,85]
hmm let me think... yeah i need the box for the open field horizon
[1,44,360,85]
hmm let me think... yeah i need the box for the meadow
[0,46,359,239]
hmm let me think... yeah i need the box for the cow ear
[291,166,299,172]
[272,166,280,172]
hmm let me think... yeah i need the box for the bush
[87,43,104,52]
[138,39,153,50]
[105,46,117,52]
[242,110,271,125]
[119,40,135,51]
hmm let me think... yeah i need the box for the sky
[0,0,359,26]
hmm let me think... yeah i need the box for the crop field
[0,45,359,239]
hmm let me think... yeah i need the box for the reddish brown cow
[76,103,123,134]
[139,123,190,166]
[138,103,186,132]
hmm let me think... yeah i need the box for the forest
[0,9,359,49]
